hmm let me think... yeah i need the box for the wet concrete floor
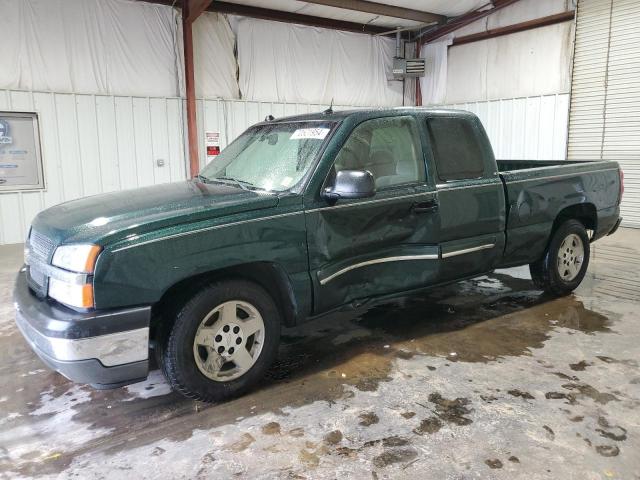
[0,229,639,479]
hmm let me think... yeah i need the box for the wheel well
[552,203,597,238]
[150,262,299,342]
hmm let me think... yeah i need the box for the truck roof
[269,107,476,124]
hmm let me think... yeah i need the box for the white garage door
[568,0,640,227]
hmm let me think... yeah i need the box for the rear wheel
[529,219,590,296]
[160,280,281,402]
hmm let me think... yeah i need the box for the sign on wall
[205,131,220,163]
[0,112,45,191]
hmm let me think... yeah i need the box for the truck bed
[496,159,621,268]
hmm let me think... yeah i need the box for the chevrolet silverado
[15,108,623,402]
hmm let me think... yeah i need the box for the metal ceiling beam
[418,0,521,44]
[452,10,575,46]
[207,1,390,34]
[145,0,390,34]
[301,0,446,25]
[186,0,215,22]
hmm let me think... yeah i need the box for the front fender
[93,208,308,311]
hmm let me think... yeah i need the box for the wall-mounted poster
[0,112,45,191]
[205,131,220,164]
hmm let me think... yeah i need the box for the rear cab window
[426,116,486,182]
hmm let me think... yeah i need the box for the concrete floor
[1,229,639,479]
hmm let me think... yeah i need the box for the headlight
[49,277,94,309]
[49,244,101,309]
[52,244,101,273]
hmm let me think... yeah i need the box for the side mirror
[322,170,376,201]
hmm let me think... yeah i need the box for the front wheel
[160,280,281,402]
[529,219,590,296]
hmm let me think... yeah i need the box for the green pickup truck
[15,108,623,402]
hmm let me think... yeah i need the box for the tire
[529,219,590,296]
[160,280,281,403]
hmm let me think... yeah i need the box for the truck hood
[31,180,279,245]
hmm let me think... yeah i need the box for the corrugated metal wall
[568,0,639,227]
[442,94,570,160]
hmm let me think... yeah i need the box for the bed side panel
[500,162,620,267]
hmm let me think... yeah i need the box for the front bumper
[14,269,151,388]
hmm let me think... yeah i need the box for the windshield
[199,121,335,192]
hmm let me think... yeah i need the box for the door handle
[412,200,439,213]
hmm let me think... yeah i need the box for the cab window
[426,117,485,181]
[333,116,425,189]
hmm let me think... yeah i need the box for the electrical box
[392,58,426,79]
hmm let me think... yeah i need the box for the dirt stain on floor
[428,393,473,426]
[569,360,591,371]
[485,459,503,469]
[358,412,380,427]
[561,383,619,405]
[261,422,281,435]
[596,417,627,442]
[372,448,418,468]
[595,445,620,457]
[508,389,535,400]
[413,417,443,435]
[226,433,255,452]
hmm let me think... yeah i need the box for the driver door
[304,115,441,313]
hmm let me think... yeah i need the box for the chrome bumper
[15,310,149,367]
[14,269,151,388]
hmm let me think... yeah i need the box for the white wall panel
[441,94,570,160]
[446,22,573,104]
[0,90,187,244]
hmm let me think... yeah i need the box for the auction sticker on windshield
[290,128,330,140]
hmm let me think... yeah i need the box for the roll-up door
[568,0,640,227]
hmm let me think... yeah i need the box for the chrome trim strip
[319,253,439,285]
[307,191,430,213]
[436,182,501,191]
[26,254,88,285]
[111,210,304,252]
[15,313,149,366]
[500,168,618,184]
[441,243,495,259]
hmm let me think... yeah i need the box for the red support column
[182,0,213,178]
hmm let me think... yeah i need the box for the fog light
[48,277,94,309]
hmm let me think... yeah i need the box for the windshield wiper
[195,174,210,184]
[215,176,256,191]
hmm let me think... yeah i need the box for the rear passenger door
[425,115,506,281]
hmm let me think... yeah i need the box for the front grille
[27,229,56,297]
[29,230,55,261]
